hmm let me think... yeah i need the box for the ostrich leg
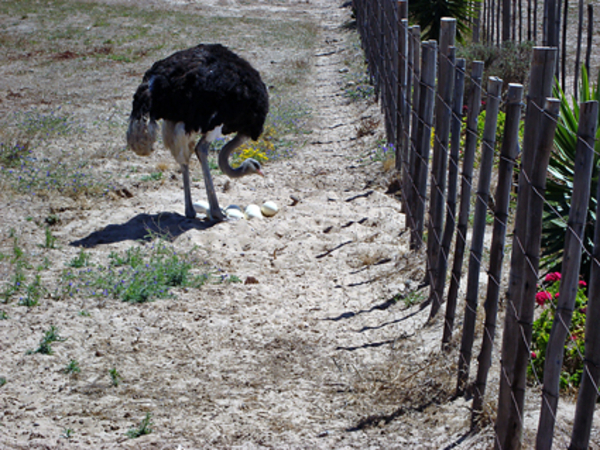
[194,137,226,222]
[181,163,196,219]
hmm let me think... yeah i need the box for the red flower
[580,307,587,314]
[531,351,537,359]
[536,291,552,307]
[545,272,562,283]
[555,292,560,300]
[579,280,587,287]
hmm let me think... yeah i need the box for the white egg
[244,204,262,219]
[193,201,210,214]
[225,204,243,212]
[225,208,245,219]
[261,201,278,217]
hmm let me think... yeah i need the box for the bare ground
[0,0,599,449]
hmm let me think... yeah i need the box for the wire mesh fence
[352,0,600,448]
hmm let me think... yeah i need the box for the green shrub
[541,68,600,276]
[528,272,587,391]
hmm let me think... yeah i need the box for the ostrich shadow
[69,212,213,248]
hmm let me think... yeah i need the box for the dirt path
[3,0,597,448]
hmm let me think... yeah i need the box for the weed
[68,249,91,268]
[141,171,163,182]
[109,368,122,386]
[79,310,91,317]
[2,233,29,303]
[1,156,117,200]
[27,325,67,355]
[63,359,81,375]
[61,428,74,439]
[39,227,58,249]
[60,242,210,303]
[0,141,31,168]
[14,107,84,139]
[18,274,45,307]
[402,290,426,308]
[214,273,242,284]
[0,377,6,387]
[0,310,8,320]
[341,40,375,102]
[127,413,153,439]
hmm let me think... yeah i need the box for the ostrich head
[238,158,264,177]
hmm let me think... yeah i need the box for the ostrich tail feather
[127,116,158,156]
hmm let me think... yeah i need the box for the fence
[352,0,600,448]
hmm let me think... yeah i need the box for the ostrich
[127,43,269,221]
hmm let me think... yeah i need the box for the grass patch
[68,249,91,269]
[63,359,81,375]
[341,39,375,102]
[1,154,118,199]
[58,242,211,303]
[126,413,153,439]
[27,325,67,355]
[0,0,318,68]
[140,171,163,183]
[0,142,31,168]
[109,368,122,387]
[13,108,85,140]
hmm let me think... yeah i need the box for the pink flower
[545,272,562,283]
[580,307,587,315]
[555,292,560,300]
[531,351,537,359]
[579,280,587,287]
[536,291,552,307]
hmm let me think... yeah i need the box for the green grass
[63,359,81,375]
[39,227,58,249]
[27,325,67,355]
[61,428,74,439]
[141,172,163,183]
[68,249,91,269]
[109,368,122,387]
[18,274,45,307]
[0,0,318,68]
[0,377,6,387]
[126,413,153,439]
[13,108,85,140]
[59,242,211,303]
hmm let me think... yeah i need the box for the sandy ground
[1,0,599,448]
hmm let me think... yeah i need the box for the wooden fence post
[456,77,503,396]
[496,99,560,450]
[428,58,466,320]
[570,105,600,450]
[410,40,437,250]
[495,47,557,450]
[472,83,524,419]
[442,61,485,345]
[396,1,408,171]
[536,100,599,450]
[427,18,456,304]
[405,25,421,230]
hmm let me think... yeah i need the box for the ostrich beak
[257,169,265,177]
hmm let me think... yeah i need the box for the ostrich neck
[218,133,249,178]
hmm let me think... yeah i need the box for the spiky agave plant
[409,0,478,43]
[541,68,600,277]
